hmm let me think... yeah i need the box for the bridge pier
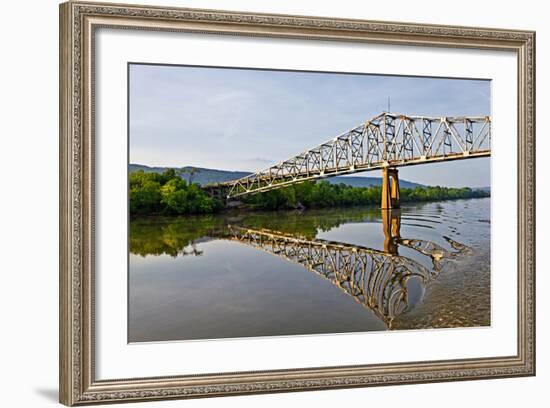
[382,209,401,255]
[203,185,229,203]
[381,168,400,209]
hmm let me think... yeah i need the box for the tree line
[242,179,489,210]
[130,169,490,216]
[130,169,222,216]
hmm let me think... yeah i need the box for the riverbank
[239,182,489,211]
[130,168,490,217]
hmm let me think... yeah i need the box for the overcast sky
[129,64,491,187]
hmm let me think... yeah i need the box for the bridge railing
[223,113,491,198]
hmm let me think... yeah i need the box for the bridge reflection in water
[225,210,471,328]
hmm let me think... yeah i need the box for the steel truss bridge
[204,112,491,208]
[225,218,471,328]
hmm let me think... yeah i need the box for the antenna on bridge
[387,96,391,113]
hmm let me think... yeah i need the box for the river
[129,197,490,342]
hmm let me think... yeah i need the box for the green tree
[130,169,221,216]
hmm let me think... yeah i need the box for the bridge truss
[214,113,491,199]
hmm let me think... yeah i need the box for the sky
[129,64,491,188]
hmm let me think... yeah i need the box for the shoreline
[129,195,490,220]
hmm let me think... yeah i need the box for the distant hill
[325,176,423,189]
[129,163,427,189]
[129,164,250,185]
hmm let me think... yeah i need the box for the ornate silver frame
[59,1,536,405]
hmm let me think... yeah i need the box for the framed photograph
[59,1,535,405]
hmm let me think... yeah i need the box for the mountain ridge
[129,163,487,190]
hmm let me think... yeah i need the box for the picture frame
[59,1,536,405]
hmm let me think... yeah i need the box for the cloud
[246,157,273,164]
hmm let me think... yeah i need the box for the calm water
[129,198,490,342]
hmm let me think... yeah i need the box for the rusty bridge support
[381,168,400,210]
[382,209,401,254]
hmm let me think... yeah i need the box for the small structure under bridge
[203,112,491,209]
